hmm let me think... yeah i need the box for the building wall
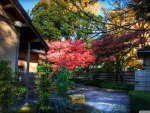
[0,3,19,71]
[18,60,38,73]
[18,51,38,73]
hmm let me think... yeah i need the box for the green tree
[31,0,103,40]
[56,67,73,96]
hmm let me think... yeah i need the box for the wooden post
[25,42,30,106]
[14,21,22,73]
[15,28,20,74]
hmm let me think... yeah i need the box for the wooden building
[0,0,48,72]
[0,0,49,104]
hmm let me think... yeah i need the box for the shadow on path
[70,83,130,113]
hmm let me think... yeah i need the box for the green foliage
[37,58,52,112]
[56,67,74,96]
[101,61,116,72]
[71,78,134,92]
[89,62,116,73]
[0,60,25,113]
[91,62,116,73]
[31,0,103,40]
[85,38,93,49]
[129,91,150,113]
[74,67,87,75]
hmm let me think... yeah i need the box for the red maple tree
[92,30,146,62]
[39,39,96,72]
[92,30,146,81]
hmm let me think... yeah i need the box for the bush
[56,67,73,96]
[129,91,150,113]
[37,58,52,111]
[0,60,25,113]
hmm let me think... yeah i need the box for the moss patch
[15,106,36,113]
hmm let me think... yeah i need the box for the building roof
[0,0,49,52]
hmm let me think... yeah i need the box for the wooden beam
[2,4,14,9]
[21,23,29,27]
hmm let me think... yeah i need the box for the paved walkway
[18,84,130,113]
[71,84,130,113]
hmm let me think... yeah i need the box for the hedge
[129,91,150,113]
[99,81,134,92]
[71,78,134,92]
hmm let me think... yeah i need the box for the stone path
[71,83,130,113]
[18,84,130,113]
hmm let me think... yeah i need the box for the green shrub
[37,58,52,111]
[56,67,73,96]
[0,60,25,113]
[129,91,150,113]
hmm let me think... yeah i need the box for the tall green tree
[31,0,103,40]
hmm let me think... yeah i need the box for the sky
[19,0,112,15]
[19,0,39,11]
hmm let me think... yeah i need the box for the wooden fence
[74,72,135,84]
[17,72,135,103]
